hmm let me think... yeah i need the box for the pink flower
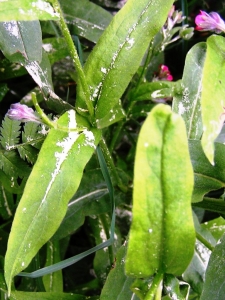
[195,10,225,33]
[7,103,41,123]
[155,65,173,81]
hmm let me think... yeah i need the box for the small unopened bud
[7,103,41,123]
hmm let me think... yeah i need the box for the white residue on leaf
[178,102,186,115]
[83,129,96,148]
[22,262,25,267]
[182,87,190,104]
[151,90,163,98]
[126,37,135,50]
[91,82,102,100]
[41,111,79,203]
[3,21,19,38]
[42,43,53,52]
[31,0,60,17]
[144,142,149,147]
[22,207,27,213]
[38,125,49,135]
[101,67,107,74]
[25,61,50,92]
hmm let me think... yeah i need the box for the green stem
[50,0,94,119]
[196,232,215,252]
[99,214,114,266]
[145,272,163,300]
[32,93,57,129]
[99,139,127,193]
[32,93,85,132]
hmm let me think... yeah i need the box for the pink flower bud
[7,103,41,123]
[155,65,173,81]
[195,10,225,33]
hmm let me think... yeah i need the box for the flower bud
[7,103,41,123]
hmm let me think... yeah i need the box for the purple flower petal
[7,103,41,123]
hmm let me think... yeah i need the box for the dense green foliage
[1,0,225,299]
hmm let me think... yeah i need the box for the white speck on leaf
[101,67,107,74]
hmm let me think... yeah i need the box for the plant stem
[145,272,163,300]
[32,93,85,132]
[196,232,215,252]
[99,139,127,193]
[99,214,114,266]
[50,0,94,119]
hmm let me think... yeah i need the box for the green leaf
[0,151,30,178]
[76,0,174,118]
[164,274,190,299]
[9,291,89,300]
[60,0,112,44]
[0,117,21,150]
[43,240,63,292]
[52,168,109,240]
[42,37,70,65]
[129,81,180,102]
[201,35,225,164]
[189,140,225,203]
[23,49,74,113]
[100,244,136,300]
[200,233,225,300]
[182,251,205,296]
[172,42,207,139]
[202,217,225,242]
[4,110,101,292]
[125,104,195,277]
[95,100,126,129]
[0,21,42,63]
[0,0,59,21]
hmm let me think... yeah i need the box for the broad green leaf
[128,81,180,102]
[202,217,225,241]
[192,198,225,214]
[9,291,89,300]
[95,100,126,129]
[200,233,225,300]
[43,240,63,292]
[201,35,225,164]
[100,244,136,300]
[60,0,112,44]
[125,104,195,277]
[172,42,206,139]
[76,0,174,119]
[0,0,59,21]
[164,274,190,299]
[189,140,225,202]
[0,21,42,63]
[4,110,101,292]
